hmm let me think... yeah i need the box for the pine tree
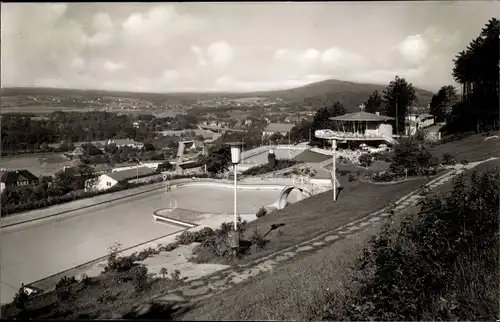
[364,90,383,114]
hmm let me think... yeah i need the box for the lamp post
[227,142,243,234]
[331,139,337,202]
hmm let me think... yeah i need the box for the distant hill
[1,79,435,112]
[247,79,435,110]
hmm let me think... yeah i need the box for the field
[0,106,97,115]
[0,153,75,177]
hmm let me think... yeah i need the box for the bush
[358,153,373,168]
[372,151,393,163]
[348,173,357,182]
[256,207,267,218]
[371,171,397,182]
[390,136,433,176]
[442,153,456,165]
[55,276,77,289]
[249,229,270,250]
[322,168,500,321]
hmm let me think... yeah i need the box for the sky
[1,1,498,93]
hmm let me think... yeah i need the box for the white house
[405,113,435,135]
[262,123,295,137]
[85,166,156,192]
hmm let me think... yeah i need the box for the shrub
[80,273,91,286]
[129,265,150,292]
[324,168,500,321]
[191,217,249,261]
[13,285,28,311]
[442,153,456,165]
[371,171,397,182]
[55,276,77,289]
[348,173,357,182]
[390,136,433,176]
[256,207,267,218]
[249,229,270,250]
[338,169,350,176]
[372,151,393,163]
[358,153,373,168]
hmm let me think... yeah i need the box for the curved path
[0,184,287,304]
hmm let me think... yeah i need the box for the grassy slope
[233,176,429,264]
[182,223,384,321]
[430,132,500,162]
[181,161,500,321]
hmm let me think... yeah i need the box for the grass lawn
[430,132,500,162]
[181,222,384,320]
[0,153,75,177]
[231,175,430,265]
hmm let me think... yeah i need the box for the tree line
[1,111,200,152]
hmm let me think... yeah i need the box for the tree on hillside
[290,119,314,143]
[201,145,231,174]
[382,76,417,135]
[311,101,346,132]
[429,85,459,123]
[448,17,499,133]
[364,90,383,114]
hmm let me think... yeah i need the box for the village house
[262,123,296,137]
[0,169,39,193]
[405,113,436,135]
[85,166,156,192]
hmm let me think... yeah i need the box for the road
[0,185,281,304]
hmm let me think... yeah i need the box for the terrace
[315,111,396,144]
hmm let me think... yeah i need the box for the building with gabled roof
[85,166,155,192]
[262,123,296,136]
[315,111,396,145]
[0,169,39,192]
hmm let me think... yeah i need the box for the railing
[315,129,389,140]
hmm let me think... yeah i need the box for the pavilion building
[314,111,396,148]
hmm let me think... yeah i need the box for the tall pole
[233,163,238,230]
[395,95,399,136]
[288,131,291,159]
[332,139,337,202]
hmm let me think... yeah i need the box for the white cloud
[274,48,321,64]
[69,57,85,72]
[396,34,430,65]
[93,12,113,31]
[190,45,207,66]
[121,5,202,40]
[103,61,124,72]
[321,47,367,68]
[162,69,180,81]
[207,41,233,67]
[303,48,321,61]
[88,12,114,47]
